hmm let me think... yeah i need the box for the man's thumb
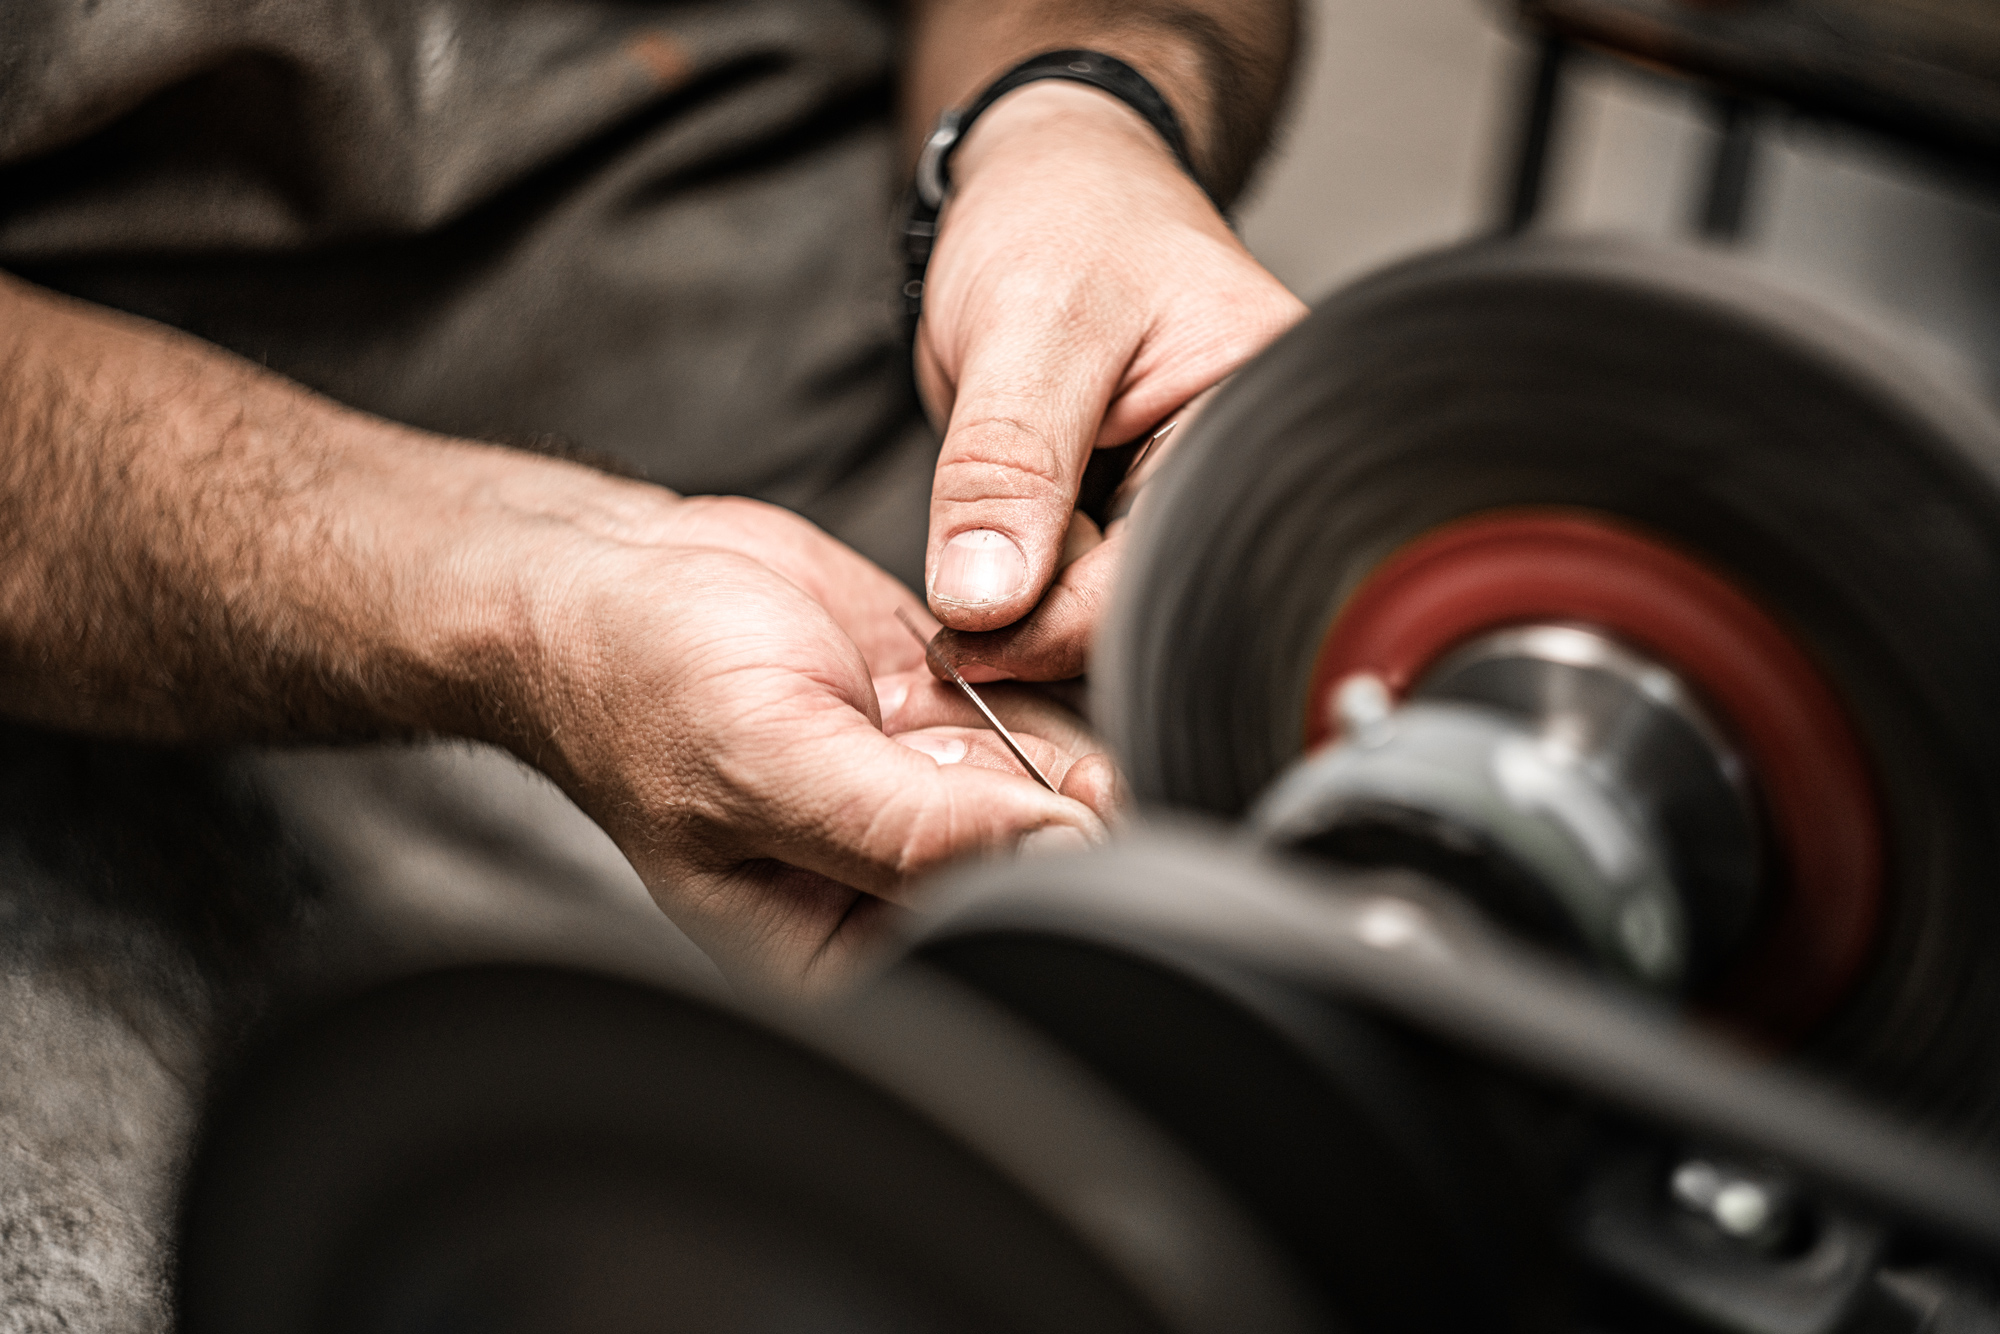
[927,410,1094,633]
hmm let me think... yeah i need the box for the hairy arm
[0,273,547,745]
[0,274,1108,987]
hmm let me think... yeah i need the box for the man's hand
[906,3,1307,682]
[511,495,1112,990]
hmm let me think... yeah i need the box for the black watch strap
[900,49,1214,338]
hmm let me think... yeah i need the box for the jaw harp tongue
[894,607,1058,792]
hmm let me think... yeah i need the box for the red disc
[1304,509,1882,1040]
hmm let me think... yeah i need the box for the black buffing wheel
[1097,236,2000,1146]
[911,853,1574,1334]
[177,964,1318,1334]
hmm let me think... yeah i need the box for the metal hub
[1254,624,1764,992]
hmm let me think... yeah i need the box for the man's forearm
[903,0,1300,206]
[0,274,627,747]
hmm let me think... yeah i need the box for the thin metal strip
[895,608,1058,792]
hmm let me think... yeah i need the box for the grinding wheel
[177,964,1319,1334]
[1097,236,2000,1145]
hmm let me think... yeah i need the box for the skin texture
[0,279,1107,992]
[0,1,1301,991]
[906,0,1309,681]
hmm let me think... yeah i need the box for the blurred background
[1237,0,2000,397]
[1241,0,1518,303]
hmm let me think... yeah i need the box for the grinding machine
[176,5,2000,1331]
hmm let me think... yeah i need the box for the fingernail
[1018,825,1090,858]
[933,529,1029,606]
[896,734,967,765]
[875,679,910,721]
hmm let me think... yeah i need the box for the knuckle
[934,416,1072,504]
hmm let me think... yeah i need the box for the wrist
[949,79,1184,193]
[368,435,685,764]
[940,79,1230,254]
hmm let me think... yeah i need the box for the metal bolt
[1350,897,1453,962]
[1671,1158,1791,1245]
[1713,1181,1773,1238]
[1333,672,1394,737]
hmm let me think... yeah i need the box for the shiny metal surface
[1253,625,1764,991]
[1418,625,1765,982]
[1255,697,1691,985]
[914,109,962,210]
[1419,625,1747,791]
